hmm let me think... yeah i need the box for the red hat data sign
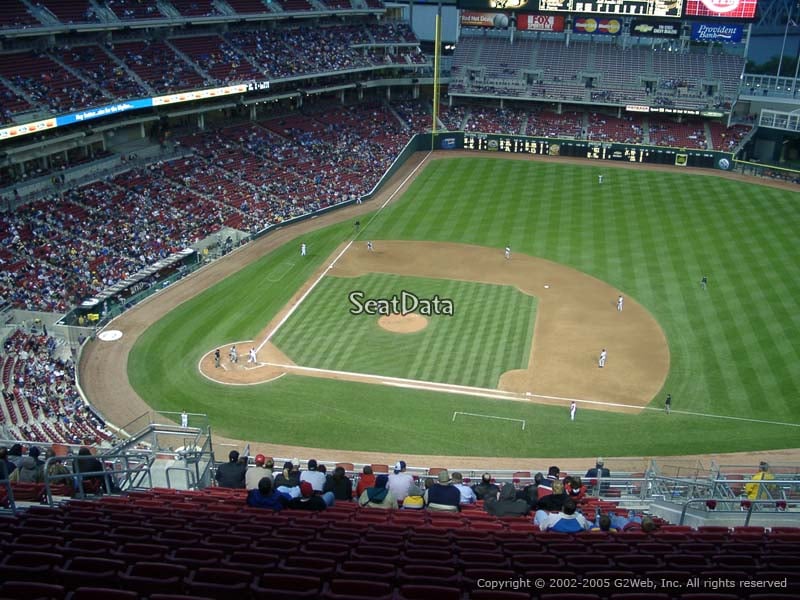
[684,0,758,19]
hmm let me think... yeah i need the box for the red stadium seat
[251,573,322,599]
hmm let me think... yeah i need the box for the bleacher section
[53,45,148,101]
[0,330,112,445]
[112,40,205,93]
[0,102,412,311]
[0,52,107,115]
[0,0,40,29]
[106,0,164,20]
[170,35,261,85]
[0,22,425,124]
[37,0,93,25]
[450,32,745,113]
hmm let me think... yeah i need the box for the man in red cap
[246,454,274,491]
[288,482,329,511]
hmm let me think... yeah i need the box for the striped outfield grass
[271,273,536,388]
[368,157,800,422]
[128,157,800,456]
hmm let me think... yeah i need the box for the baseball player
[229,345,238,364]
[367,241,374,252]
[504,246,511,260]
[665,393,672,414]
[598,348,607,368]
[248,348,257,364]
[214,348,221,368]
[700,275,708,290]
[617,295,624,312]
[598,174,604,184]
[300,243,307,256]
[181,411,188,428]
[570,401,577,421]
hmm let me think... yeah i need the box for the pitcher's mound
[378,313,428,334]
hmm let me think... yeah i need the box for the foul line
[255,361,800,429]
[453,411,526,430]
[256,150,433,353]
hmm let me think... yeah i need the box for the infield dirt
[79,151,800,470]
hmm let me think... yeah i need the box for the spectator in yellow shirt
[744,461,776,500]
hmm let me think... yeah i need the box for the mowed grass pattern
[272,274,536,388]
[128,156,800,456]
[368,158,800,422]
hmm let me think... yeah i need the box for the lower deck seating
[0,491,797,598]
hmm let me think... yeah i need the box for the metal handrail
[678,497,791,526]
[166,466,197,490]
[42,451,154,505]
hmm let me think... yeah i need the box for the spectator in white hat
[387,460,414,503]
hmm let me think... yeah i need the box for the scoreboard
[462,132,721,167]
[539,0,683,19]
[456,0,757,19]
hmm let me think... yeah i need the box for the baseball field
[82,153,800,460]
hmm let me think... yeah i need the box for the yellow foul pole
[432,10,442,150]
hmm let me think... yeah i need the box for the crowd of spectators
[0,21,424,124]
[1,328,113,446]
[228,456,661,536]
[105,0,163,19]
[0,101,414,312]
[0,52,108,116]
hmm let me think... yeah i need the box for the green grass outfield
[271,273,536,388]
[128,157,800,457]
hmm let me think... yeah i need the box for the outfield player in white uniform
[570,401,577,421]
[504,246,511,260]
[300,243,307,256]
[617,295,624,312]
[598,174,604,184]
[598,348,607,368]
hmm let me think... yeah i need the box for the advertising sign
[460,10,511,26]
[516,14,566,30]
[630,20,681,36]
[690,22,744,41]
[573,17,622,34]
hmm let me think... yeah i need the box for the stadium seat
[166,547,225,569]
[610,595,672,600]
[66,588,138,600]
[278,556,337,580]
[0,581,66,600]
[0,551,64,582]
[397,584,462,600]
[57,537,118,559]
[54,556,127,590]
[323,578,394,600]
[396,564,460,588]
[335,560,396,583]
[471,592,531,600]
[221,551,280,574]
[251,573,322,599]
[118,561,189,594]
[678,595,740,600]
[184,567,253,599]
